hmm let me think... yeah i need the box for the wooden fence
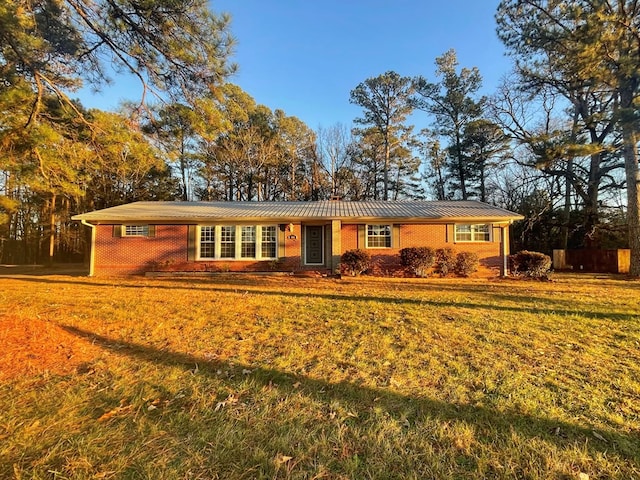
[553,249,630,273]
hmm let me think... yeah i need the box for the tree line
[1,1,639,274]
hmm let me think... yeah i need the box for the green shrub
[400,247,436,277]
[454,251,479,277]
[434,247,456,277]
[509,250,552,279]
[341,249,371,276]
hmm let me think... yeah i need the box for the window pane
[220,226,236,258]
[455,224,472,242]
[472,224,490,241]
[367,224,391,248]
[241,226,256,258]
[261,226,277,258]
[124,225,149,236]
[200,226,215,258]
[456,224,490,242]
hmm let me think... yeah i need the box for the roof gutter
[80,220,96,277]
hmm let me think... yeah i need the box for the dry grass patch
[0,273,639,479]
[0,316,104,381]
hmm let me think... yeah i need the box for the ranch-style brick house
[72,200,524,277]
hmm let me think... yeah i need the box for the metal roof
[73,201,524,223]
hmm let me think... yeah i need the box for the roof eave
[72,214,525,224]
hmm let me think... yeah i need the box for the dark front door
[305,225,324,265]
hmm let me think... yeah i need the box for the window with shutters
[123,225,150,237]
[197,225,278,260]
[366,224,392,248]
[454,224,490,242]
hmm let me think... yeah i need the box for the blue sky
[80,1,512,130]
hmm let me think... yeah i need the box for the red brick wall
[340,223,502,275]
[95,225,188,276]
[341,224,358,251]
[93,222,503,276]
[94,223,307,276]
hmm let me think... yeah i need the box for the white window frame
[123,225,150,237]
[199,225,216,259]
[454,224,491,242]
[260,225,278,259]
[196,225,278,261]
[366,224,392,248]
[219,225,237,259]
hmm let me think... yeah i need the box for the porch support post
[331,219,342,274]
[501,225,509,277]
[81,220,96,277]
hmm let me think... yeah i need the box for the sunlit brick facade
[74,201,522,277]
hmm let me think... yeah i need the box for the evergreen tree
[350,71,415,200]
[497,0,640,273]
[412,50,485,200]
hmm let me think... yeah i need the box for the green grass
[1,274,639,479]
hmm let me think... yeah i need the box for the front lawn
[1,274,639,479]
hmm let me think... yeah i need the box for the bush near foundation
[341,249,372,276]
[455,252,479,277]
[509,250,552,279]
[434,247,456,277]
[400,247,436,277]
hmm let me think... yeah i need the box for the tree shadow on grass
[6,276,638,322]
[60,324,640,464]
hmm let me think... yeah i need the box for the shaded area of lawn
[1,274,639,479]
[61,324,640,461]
[7,274,638,322]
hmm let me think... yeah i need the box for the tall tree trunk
[247,174,254,201]
[619,84,640,276]
[434,156,446,200]
[621,123,640,276]
[331,152,336,197]
[560,157,573,250]
[290,158,297,200]
[48,194,56,265]
[455,133,467,200]
[479,162,486,203]
[583,152,603,248]
[383,139,390,200]
[180,155,188,201]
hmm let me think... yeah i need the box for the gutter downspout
[81,220,96,277]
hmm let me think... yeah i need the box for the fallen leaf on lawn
[292,382,301,389]
[93,472,117,479]
[592,431,607,442]
[98,404,133,422]
[214,393,238,411]
[275,454,293,465]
